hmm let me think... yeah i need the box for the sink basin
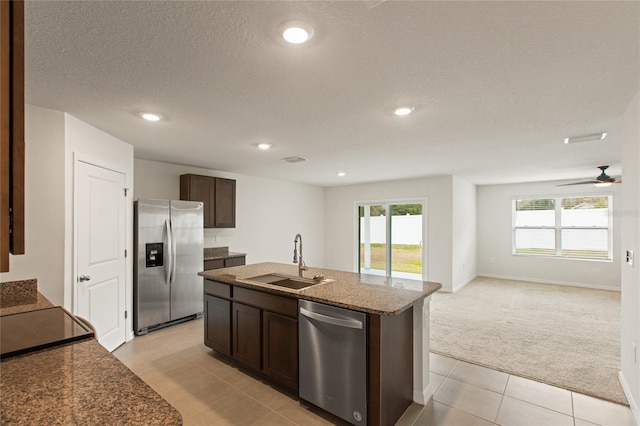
[241,273,334,290]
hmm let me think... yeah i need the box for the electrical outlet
[627,250,634,266]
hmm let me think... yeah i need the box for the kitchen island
[200,262,441,425]
[0,280,182,425]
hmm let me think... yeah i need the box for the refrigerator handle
[170,218,177,284]
[164,219,172,285]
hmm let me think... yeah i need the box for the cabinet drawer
[225,256,245,267]
[234,287,297,318]
[204,259,225,270]
[204,280,231,299]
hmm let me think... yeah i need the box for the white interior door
[75,160,126,352]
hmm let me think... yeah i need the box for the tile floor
[113,318,636,426]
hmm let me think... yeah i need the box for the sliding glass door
[358,202,424,279]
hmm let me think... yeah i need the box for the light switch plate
[627,250,634,266]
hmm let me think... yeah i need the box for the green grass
[360,244,422,274]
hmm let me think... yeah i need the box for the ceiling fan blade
[557,181,598,186]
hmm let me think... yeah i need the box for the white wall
[477,180,622,290]
[620,87,640,419]
[324,175,457,291]
[452,176,477,292]
[134,159,325,267]
[0,105,66,304]
[0,105,135,326]
[64,113,134,338]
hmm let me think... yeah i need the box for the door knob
[79,275,91,282]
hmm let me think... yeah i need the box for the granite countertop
[0,281,182,425]
[199,262,442,315]
[0,279,52,315]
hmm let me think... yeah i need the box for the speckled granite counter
[199,262,442,315]
[0,285,182,425]
[0,279,52,315]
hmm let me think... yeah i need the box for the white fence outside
[359,215,423,245]
[514,208,610,251]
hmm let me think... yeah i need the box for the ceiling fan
[558,165,621,187]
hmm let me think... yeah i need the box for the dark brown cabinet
[232,302,261,371]
[204,294,231,356]
[214,178,236,228]
[1,0,25,272]
[203,279,298,391]
[263,311,298,390]
[203,254,246,271]
[180,174,235,228]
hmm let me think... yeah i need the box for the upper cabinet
[1,1,25,272]
[180,174,236,228]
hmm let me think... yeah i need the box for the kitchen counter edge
[199,262,441,315]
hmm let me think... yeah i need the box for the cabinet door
[204,295,231,356]
[263,311,298,390]
[232,302,261,371]
[180,174,215,227]
[214,178,235,228]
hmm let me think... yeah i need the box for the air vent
[563,132,607,144]
[282,156,307,163]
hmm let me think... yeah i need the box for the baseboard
[477,273,620,292]
[413,381,436,405]
[619,371,640,425]
[452,276,476,293]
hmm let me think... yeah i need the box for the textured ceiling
[25,1,639,186]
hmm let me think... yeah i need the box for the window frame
[511,194,613,262]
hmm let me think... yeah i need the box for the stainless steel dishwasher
[298,300,367,425]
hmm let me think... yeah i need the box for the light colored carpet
[430,276,627,405]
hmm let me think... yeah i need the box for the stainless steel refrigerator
[134,199,204,335]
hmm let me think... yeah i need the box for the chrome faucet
[293,233,307,277]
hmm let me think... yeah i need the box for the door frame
[72,152,132,342]
[353,198,428,280]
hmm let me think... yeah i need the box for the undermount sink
[241,273,334,290]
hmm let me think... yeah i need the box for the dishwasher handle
[299,307,363,329]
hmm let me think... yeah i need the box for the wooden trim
[1,1,11,272]
[10,0,24,254]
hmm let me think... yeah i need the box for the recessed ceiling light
[393,106,414,116]
[337,171,346,177]
[257,143,272,150]
[280,20,314,44]
[563,132,607,144]
[140,112,161,122]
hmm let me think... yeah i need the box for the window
[512,195,612,261]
